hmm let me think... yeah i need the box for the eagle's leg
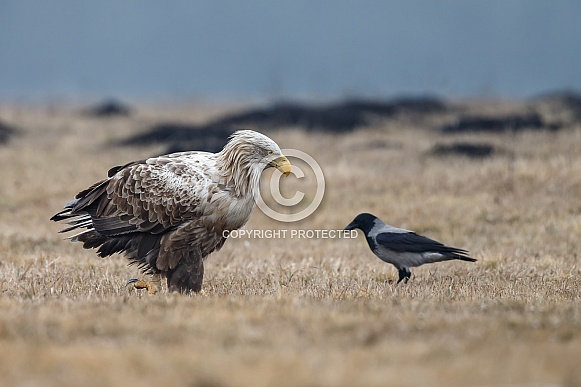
[127,273,162,295]
[397,267,411,284]
[166,256,205,293]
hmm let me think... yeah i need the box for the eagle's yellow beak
[272,156,291,177]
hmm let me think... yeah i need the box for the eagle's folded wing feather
[70,156,216,237]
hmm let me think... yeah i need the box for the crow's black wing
[375,232,470,257]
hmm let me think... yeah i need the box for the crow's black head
[344,213,379,233]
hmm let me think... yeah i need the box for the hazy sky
[1,1,580,101]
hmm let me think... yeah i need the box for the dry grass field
[0,101,580,386]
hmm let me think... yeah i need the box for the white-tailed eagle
[51,130,291,293]
[345,213,475,283]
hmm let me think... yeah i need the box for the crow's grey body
[345,213,476,283]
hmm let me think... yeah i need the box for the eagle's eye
[267,150,273,155]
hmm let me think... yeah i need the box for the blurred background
[1,0,580,102]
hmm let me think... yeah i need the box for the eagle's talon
[127,278,158,295]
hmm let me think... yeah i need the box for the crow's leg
[397,267,411,284]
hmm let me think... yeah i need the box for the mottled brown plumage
[51,130,291,293]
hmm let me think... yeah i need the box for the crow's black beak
[344,221,358,231]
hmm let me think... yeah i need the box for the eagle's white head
[217,130,291,197]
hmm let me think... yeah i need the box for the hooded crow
[345,213,476,284]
